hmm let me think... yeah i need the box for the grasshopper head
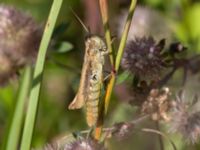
[85,35,107,55]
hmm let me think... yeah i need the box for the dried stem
[94,0,137,140]
[141,128,177,150]
[58,115,149,147]
[155,121,164,150]
[99,0,114,65]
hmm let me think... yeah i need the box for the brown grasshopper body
[68,35,107,127]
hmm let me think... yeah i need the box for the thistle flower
[121,37,166,79]
[141,87,172,121]
[0,5,42,85]
[169,91,200,143]
[65,139,105,150]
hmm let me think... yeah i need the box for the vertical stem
[20,0,63,149]
[114,0,137,71]
[99,0,114,65]
[104,0,137,117]
[6,66,32,150]
[155,121,164,150]
[94,0,137,140]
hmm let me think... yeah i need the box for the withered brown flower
[141,87,172,121]
[121,37,166,80]
[169,91,200,143]
[42,143,59,150]
[65,138,106,150]
[0,5,42,85]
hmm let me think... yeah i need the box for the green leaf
[116,71,130,85]
[55,41,73,53]
[6,66,32,150]
[20,0,63,149]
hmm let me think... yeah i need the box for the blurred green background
[0,0,200,149]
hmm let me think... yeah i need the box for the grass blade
[20,0,63,149]
[6,66,32,150]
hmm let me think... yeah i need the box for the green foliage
[116,71,131,85]
[173,3,200,51]
[6,66,32,150]
[20,0,63,149]
[54,42,74,53]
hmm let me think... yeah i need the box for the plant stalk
[20,0,63,149]
[6,66,32,150]
[94,0,137,140]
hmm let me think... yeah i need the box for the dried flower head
[65,138,105,150]
[169,91,200,143]
[121,37,166,79]
[42,143,59,150]
[141,87,172,121]
[0,5,42,85]
[112,122,134,140]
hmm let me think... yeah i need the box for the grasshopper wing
[68,94,85,109]
[68,51,90,110]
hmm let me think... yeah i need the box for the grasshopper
[68,10,108,127]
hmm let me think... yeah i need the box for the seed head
[65,139,105,150]
[42,143,59,150]
[141,87,172,121]
[0,5,42,85]
[121,37,166,79]
[112,122,134,140]
[169,91,200,143]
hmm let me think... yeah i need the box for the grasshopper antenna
[70,7,90,34]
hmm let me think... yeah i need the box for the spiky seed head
[121,37,166,79]
[42,143,59,150]
[169,91,200,143]
[0,5,42,85]
[65,139,106,150]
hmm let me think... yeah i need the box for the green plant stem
[99,0,114,65]
[105,0,137,114]
[142,128,177,150]
[156,121,164,150]
[95,0,137,140]
[115,0,137,71]
[6,66,32,150]
[20,0,63,149]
